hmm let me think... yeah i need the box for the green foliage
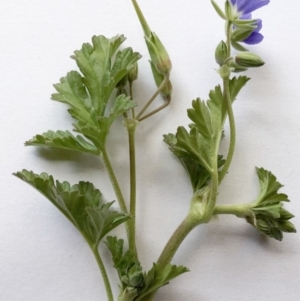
[174,85,225,174]
[73,94,136,150]
[106,236,143,300]
[164,134,224,192]
[105,236,141,282]
[51,71,98,127]
[246,168,296,241]
[136,264,189,301]
[57,35,141,116]
[48,35,141,152]
[14,170,130,247]
[229,76,250,102]
[164,78,248,190]
[25,130,100,155]
[106,236,188,301]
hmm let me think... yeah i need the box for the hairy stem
[219,77,235,183]
[92,247,114,301]
[101,148,130,237]
[219,20,235,183]
[138,95,171,122]
[131,0,151,36]
[136,75,170,121]
[225,21,232,56]
[156,215,200,267]
[157,171,219,267]
[214,203,251,217]
[126,120,139,259]
[129,82,135,118]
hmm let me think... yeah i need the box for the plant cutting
[14,1,296,300]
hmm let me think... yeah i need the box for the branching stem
[138,95,171,122]
[136,75,170,121]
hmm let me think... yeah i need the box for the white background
[1,0,299,300]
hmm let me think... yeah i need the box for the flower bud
[231,28,254,42]
[149,61,172,100]
[215,41,228,66]
[218,65,231,79]
[131,0,172,98]
[128,63,138,83]
[145,33,172,75]
[235,52,264,68]
[128,271,144,287]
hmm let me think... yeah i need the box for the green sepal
[231,28,254,42]
[145,32,172,76]
[231,19,259,29]
[149,61,172,100]
[231,40,248,52]
[14,170,130,247]
[235,52,265,68]
[211,0,227,20]
[135,264,189,301]
[25,130,100,156]
[225,0,233,19]
[215,41,228,66]
[128,62,139,83]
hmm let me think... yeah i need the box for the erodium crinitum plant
[15,1,296,301]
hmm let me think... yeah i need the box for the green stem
[138,95,171,122]
[157,171,219,268]
[156,215,201,267]
[213,203,251,217]
[92,247,114,301]
[219,20,235,184]
[126,120,139,259]
[102,148,130,236]
[219,77,235,184]
[225,21,232,56]
[129,82,135,118]
[131,0,151,36]
[136,75,169,121]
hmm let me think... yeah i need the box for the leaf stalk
[125,119,139,260]
[92,247,114,301]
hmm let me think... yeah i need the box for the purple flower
[230,0,270,15]
[230,0,270,45]
[241,14,263,44]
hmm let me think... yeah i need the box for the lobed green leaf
[25,130,100,155]
[245,168,296,241]
[136,264,189,301]
[14,170,129,247]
